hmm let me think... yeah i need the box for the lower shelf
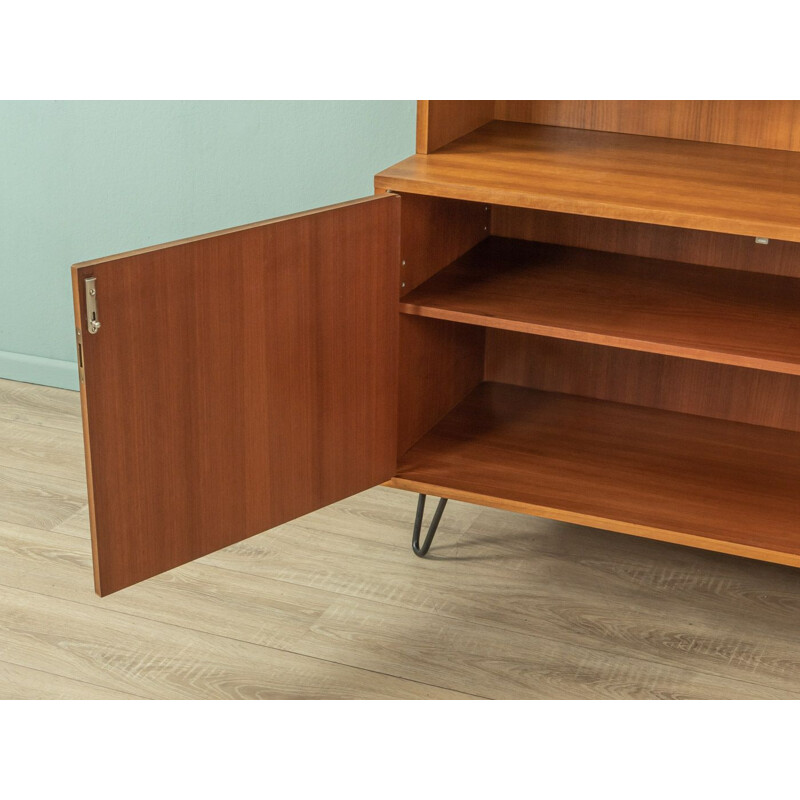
[389,383,800,566]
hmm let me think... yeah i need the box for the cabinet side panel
[400,194,489,294]
[398,317,485,455]
[417,101,495,154]
[494,101,800,152]
[416,101,430,154]
[395,193,490,454]
[485,332,800,432]
[492,207,800,278]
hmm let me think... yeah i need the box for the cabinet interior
[392,187,800,566]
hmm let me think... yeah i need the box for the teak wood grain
[495,100,800,152]
[423,101,800,152]
[397,316,485,455]
[397,193,488,295]
[390,383,800,567]
[492,207,800,279]
[395,193,489,454]
[375,121,800,242]
[416,101,494,154]
[400,237,800,375]
[485,333,800,433]
[73,195,399,596]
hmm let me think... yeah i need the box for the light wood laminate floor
[2,376,800,699]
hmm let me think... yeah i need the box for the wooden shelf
[399,237,800,375]
[389,383,800,567]
[376,121,800,243]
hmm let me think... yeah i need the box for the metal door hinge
[85,277,101,333]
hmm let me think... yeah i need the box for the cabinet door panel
[72,195,399,595]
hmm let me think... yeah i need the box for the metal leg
[411,493,448,557]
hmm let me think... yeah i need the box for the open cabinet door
[72,195,399,595]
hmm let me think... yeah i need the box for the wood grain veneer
[73,195,399,595]
[395,193,489,455]
[416,101,494,154]
[400,237,800,375]
[397,193,488,295]
[397,316,485,455]
[495,101,800,152]
[485,333,800,433]
[375,121,800,242]
[492,207,800,279]
[390,383,800,567]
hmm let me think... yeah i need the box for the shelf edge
[398,301,800,376]
[386,477,800,569]
[376,174,800,245]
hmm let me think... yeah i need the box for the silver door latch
[85,277,101,334]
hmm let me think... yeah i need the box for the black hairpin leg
[412,493,448,557]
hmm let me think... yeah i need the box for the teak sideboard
[72,100,800,596]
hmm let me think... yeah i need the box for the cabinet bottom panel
[388,382,800,567]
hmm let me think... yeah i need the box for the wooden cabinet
[73,100,800,596]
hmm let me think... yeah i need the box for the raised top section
[495,101,800,153]
[376,120,800,242]
[416,101,800,155]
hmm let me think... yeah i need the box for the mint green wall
[0,101,416,390]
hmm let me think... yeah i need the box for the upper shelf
[375,121,800,242]
[400,237,800,375]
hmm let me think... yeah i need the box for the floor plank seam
[0,583,486,699]
[268,649,488,700]
[0,417,83,435]
[0,656,148,700]
[185,559,800,698]
[8,501,800,698]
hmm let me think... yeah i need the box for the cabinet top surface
[375,120,800,242]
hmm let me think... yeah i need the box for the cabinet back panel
[494,101,800,152]
[492,207,800,278]
[485,332,800,433]
[398,316,485,454]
